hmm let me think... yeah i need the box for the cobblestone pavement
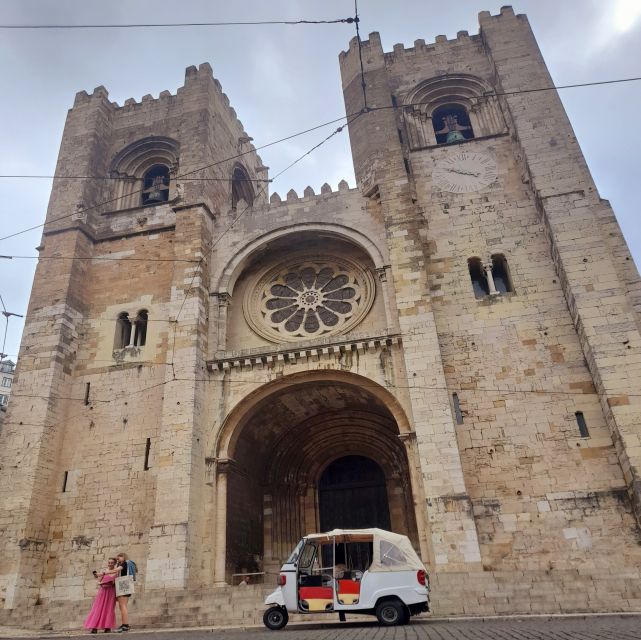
[23,615,641,640]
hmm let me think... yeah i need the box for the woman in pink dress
[84,557,118,633]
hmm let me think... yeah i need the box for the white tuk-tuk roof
[303,528,424,573]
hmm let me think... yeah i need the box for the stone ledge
[208,332,402,371]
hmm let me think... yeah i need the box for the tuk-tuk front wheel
[263,606,289,630]
[375,599,405,626]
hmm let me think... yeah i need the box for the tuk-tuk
[263,528,429,629]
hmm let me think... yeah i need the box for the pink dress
[84,573,116,630]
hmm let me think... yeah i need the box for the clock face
[432,151,498,194]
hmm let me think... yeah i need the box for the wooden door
[319,455,391,532]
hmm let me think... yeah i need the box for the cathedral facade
[2,7,641,626]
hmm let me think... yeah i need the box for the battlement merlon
[339,7,524,82]
[70,63,260,162]
[44,63,266,231]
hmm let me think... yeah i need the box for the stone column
[213,463,229,585]
[484,262,499,295]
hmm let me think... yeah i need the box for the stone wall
[1,4,641,626]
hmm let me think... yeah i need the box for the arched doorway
[319,455,391,531]
[216,374,421,581]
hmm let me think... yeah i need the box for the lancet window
[231,165,255,209]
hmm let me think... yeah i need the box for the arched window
[432,104,474,144]
[133,310,148,347]
[491,254,513,294]
[468,257,489,299]
[402,75,505,149]
[142,165,170,205]
[115,312,132,349]
[231,165,255,209]
[110,137,179,210]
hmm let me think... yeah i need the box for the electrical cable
[0,74,639,193]
[6,371,633,407]
[0,18,356,30]
[0,114,350,244]
[171,111,364,326]
[353,1,368,111]
[0,175,270,181]
[2,255,201,263]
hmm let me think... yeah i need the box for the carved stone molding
[243,254,375,343]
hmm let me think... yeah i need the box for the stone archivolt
[243,255,375,342]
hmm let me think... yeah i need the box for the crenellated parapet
[72,63,260,162]
[266,179,354,209]
[340,7,520,71]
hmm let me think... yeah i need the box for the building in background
[1,6,641,630]
[0,359,15,417]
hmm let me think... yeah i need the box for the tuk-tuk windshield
[286,539,305,565]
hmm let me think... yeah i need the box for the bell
[145,176,167,203]
[445,130,466,143]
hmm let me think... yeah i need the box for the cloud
[612,0,641,31]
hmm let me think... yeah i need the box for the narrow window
[231,165,255,209]
[0,394,7,406]
[432,104,474,144]
[403,158,411,175]
[142,165,170,205]
[115,312,132,349]
[452,393,463,425]
[84,382,91,406]
[144,438,151,471]
[133,310,148,347]
[62,471,69,493]
[1,377,11,388]
[397,128,404,145]
[468,257,489,298]
[575,412,589,438]
[391,95,398,108]
[491,254,513,293]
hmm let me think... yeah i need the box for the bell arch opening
[219,377,419,581]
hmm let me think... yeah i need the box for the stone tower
[1,6,641,628]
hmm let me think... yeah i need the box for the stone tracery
[245,256,375,342]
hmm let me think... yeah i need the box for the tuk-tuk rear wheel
[263,606,289,630]
[375,599,404,626]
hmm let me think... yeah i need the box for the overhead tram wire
[0,73,640,245]
[7,372,641,409]
[0,175,270,182]
[0,73,639,190]
[1,72,640,361]
[0,17,356,29]
[0,113,350,244]
[2,255,202,263]
[353,0,368,111]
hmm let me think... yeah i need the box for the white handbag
[115,570,135,597]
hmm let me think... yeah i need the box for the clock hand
[443,168,481,177]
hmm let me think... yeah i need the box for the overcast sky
[1,0,640,361]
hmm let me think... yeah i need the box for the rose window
[245,257,375,342]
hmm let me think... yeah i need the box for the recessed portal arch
[214,371,421,582]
